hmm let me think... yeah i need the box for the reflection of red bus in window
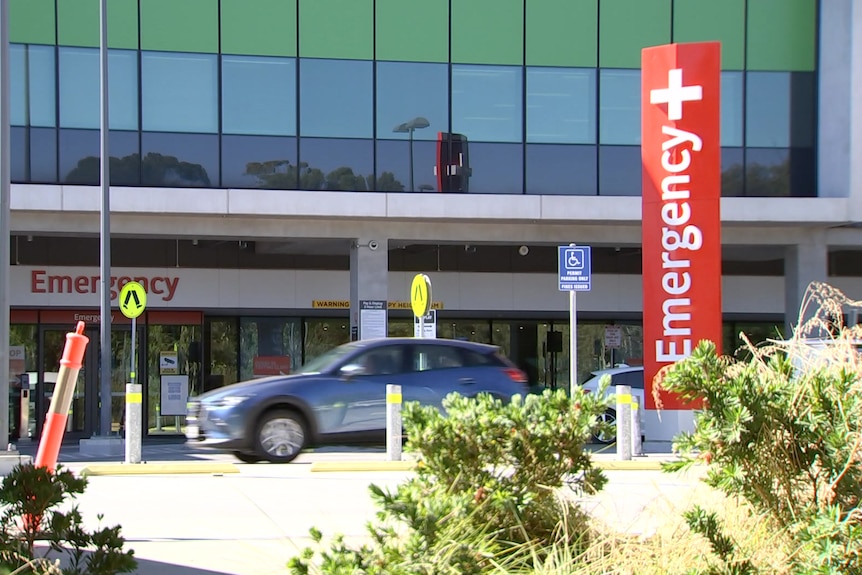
[434,132,471,192]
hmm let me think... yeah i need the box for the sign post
[118,281,146,464]
[410,274,432,339]
[558,244,591,396]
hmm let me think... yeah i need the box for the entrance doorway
[36,325,143,440]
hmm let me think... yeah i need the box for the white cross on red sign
[649,68,703,121]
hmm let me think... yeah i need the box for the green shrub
[0,464,136,575]
[659,335,862,574]
[289,388,610,574]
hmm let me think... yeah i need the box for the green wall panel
[747,0,816,71]
[300,0,373,60]
[222,0,296,57]
[527,0,597,67]
[57,0,139,49]
[141,0,218,53]
[673,0,744,70]
[10,0,55,45]
[599,0,671,68]
[452,0,523,65]
[376,0,448,63]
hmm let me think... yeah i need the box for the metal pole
[98,0,112,436]
[569,289,577,396]
[631,396,644,457]
[616,384,632,461]
[385,384,402,461]
[0,0,10,450]
[125,317,140,463]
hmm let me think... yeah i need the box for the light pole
[98,0,112,437]
[0,0,10,450]
[392,117,429,192]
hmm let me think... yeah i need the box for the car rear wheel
[593,408,617,444]
[232,451,263,464]
[255,409,307,463]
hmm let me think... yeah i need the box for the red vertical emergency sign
[641,42,722,410]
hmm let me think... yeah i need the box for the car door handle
[458,377,476,385]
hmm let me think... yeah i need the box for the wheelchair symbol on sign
[565,248,584,271]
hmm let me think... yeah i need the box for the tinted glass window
[58,47,138,130]
[599,145,641,195]
[526,67,595,144]
[59,129,141,186]
[222,55,296,136]
[30,128,57,182]
[525,144,597,195]
[721,72,743,147]
[142,52,218,133]
[141,132,218,187]
[462,349,495,367]
[377,61,447,142]
[11,127,26,182]
[354,346,404,375]
[298,138,373,191]
[452,65,522,143]
[222,135,298,189]
[745,147,815,198]
[599,69,639,145]
[721,147,744,197]
[746,72,816,148]
[300,58,373,138]
[611,370,643,388]
[375,139,434,192]
[11,45,55,127]
[461,142,523,194]
[412,345,465,372]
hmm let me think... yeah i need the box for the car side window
[611,370,644,389]
[412,345,465,372]
[354,346,404,376]
[462,349,495,367]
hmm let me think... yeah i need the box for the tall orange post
[34,321,89,472]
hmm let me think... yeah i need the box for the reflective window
[59,129,141,185]
[298,138,373,191]
[525,144,597,195]
[377,61,448,142]
[58,48,139,130]
[11,44,55,128]
[526,67,596,144]
[459,142,522,194]
[598,145,641,196]
[11,127,26,182]
[721,147,744,197]
[30,128,57,183]
[300,59,373,139]
[142,52,218,133]
[222,55,296,136]
[375,139,435,192]
[745,148,815,197]
[141,132,218,187]
[222,135,298,189]
[746,72,816,148]
[452,65,522,143]
[721,72,743,147]
[599,69,640,145]
[239,318,301,381]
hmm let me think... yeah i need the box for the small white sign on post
[413,310,436,338]
[604,325,622,349]
[160,375,189,416]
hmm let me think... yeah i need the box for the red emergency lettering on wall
[641,42,722,410]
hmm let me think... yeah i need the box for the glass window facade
[6,1,819,197]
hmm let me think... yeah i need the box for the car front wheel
[255,409,307,463]
[593,408,617,444]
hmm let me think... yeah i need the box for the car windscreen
[294,342,365,374]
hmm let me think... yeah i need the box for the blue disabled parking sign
[558,245,591,291]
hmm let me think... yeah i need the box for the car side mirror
[339,363,366,380]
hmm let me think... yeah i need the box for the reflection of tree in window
[65,152,211,187]
[722,157,790,197]
[244,159,404,192]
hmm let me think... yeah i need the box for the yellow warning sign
[410,274,432,318]
[119,281,147,319]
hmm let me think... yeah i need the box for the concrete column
[784,231,828,337]
[349,238,388,340]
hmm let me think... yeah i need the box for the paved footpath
[3,442,712,575]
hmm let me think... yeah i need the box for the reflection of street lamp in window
[392,116,430,192]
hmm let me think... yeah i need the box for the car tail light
[503,368,528,384]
